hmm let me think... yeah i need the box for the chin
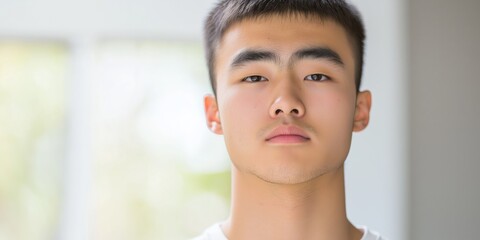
[232,150,347,184]
[250,163,336,185]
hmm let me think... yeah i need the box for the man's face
[205,15,371,184]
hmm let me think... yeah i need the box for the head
[203,0,371,184]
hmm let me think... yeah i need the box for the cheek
[307,88,355,134]
[305,88,355,164]
[218,87,266,145]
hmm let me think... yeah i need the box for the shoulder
[191,223,228,240]
[357,225,388,240]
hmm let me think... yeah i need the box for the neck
[221,164,362,240]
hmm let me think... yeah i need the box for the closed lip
[265,125,310,141]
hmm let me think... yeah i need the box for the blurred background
[0,0,478,239]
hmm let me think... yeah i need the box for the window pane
[0,42,67,240]
[92,40,230,240]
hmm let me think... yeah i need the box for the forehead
[215,15,356,76]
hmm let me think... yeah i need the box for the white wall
[0,0,408,239]
[0,0,216,39]
[347,1,407,239]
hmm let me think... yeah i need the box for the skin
[204,15,372,240]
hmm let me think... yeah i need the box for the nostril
[274,108,300,116]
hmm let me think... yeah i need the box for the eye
[304,73,330,81]
[242,75,268,82]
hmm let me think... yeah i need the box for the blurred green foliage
[0,42,67,240]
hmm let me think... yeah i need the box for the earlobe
[353,90,372,132]
[204,94,223,135]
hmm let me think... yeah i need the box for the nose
[269,83,305,118]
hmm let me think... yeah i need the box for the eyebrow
[291,47,344,67]
[229,47,344,70]
[230,50,280,68]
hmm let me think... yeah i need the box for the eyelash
[242,75,267,82]
[242,73,330,83]
[304,73,330,81]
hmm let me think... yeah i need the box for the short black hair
[204,0,366,95]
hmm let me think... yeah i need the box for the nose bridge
[277,75,300,101]
[270,72,305,117]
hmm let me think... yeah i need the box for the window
[0,40,231,240]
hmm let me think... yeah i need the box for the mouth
[265,125,310,144]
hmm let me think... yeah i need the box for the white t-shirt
[192,223,387,240]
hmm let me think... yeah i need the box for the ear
[353,90,372,132]
[204,94,223,135]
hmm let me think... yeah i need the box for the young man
[196,0,386,239]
